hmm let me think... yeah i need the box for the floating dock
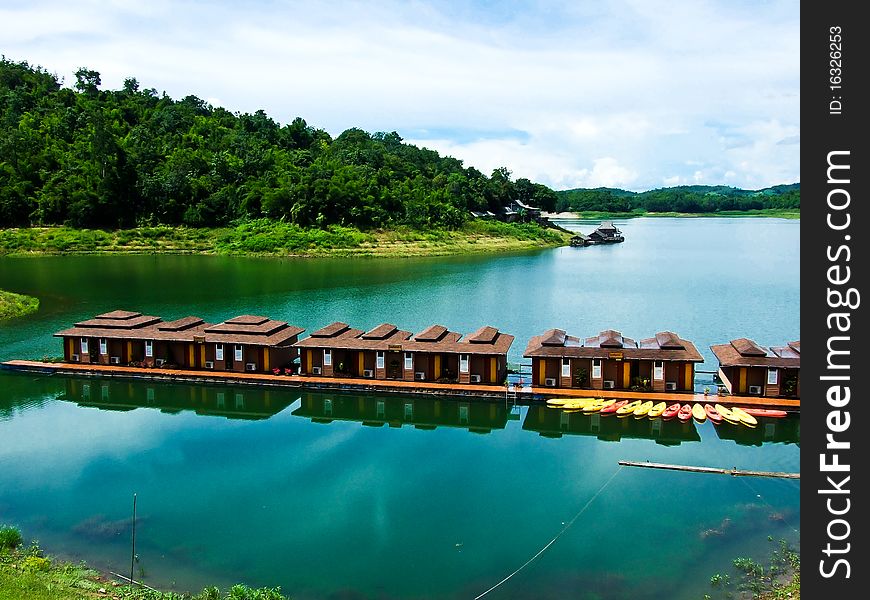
[1,360,800,411]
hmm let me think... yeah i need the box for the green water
[0,217,799,599]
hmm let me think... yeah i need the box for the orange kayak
[677,404,693,422]
[741,408,788,418]
[704,404,723,424]
[661,403,681,419]
[600,400,627,415]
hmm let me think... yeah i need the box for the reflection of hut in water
[713,416,800,447]
[292,393,509,434]
[521,405,701,445]
[61,377,295,420]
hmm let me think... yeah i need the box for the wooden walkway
[0,360,800,410]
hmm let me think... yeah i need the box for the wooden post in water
[618,460,799,479]
[130,493,137,588]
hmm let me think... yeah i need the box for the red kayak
[661,402,681,419]
[704,404,723,424]
[600,400,627,415]
[677,403,693,422]
[741,407,788,418]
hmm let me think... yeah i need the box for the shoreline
[0,222,571,258]
[0,289,39,320]
[544,209,800,220]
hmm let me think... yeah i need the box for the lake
[0,217,800,599]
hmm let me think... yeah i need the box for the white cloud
[0,0,800,191]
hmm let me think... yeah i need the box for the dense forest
[1,58,798,231]
[0,58,556,229]
[555,184,800,213]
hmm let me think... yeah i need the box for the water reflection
[59,377,297,420]
[713,417,800,447]
[522,405,701,445]
[52,375,800,446]
[292,392,511,434]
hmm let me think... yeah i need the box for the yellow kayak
[633,400,655,417]
[647,401,667,418]
[583,399,615,413]
[548,398,592,409]
[616,400,643,415]
[714,403,741,424]
[546,398,569,406]
[730,406,759,427]
[692,403,707,422]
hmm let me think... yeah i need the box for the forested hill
[0,58,557,229]
[556,184,800,213]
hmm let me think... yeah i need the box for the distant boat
[570,221,625,246]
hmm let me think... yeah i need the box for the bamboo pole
[618,460,799,479]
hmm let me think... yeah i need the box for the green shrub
[0,525,23,549]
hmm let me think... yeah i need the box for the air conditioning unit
[748,385,762,395]
[665,382,677,391]
[470,374,482,383]
[70,354,80,362]
[155,358,166,367]
[544,377,557,387]
[245,363,257,371]
[603,380,615,389]
[415,372,426,381]
[312,366,322,375]
[110,356,120,365]
[204,361,214,369]
[363,369,374,378]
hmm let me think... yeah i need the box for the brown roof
[73,313,162,330]
[361,323,399,340]
[295,323,411,350]
[158,317,205,331]
[524,329,703,362]
[96,310,144,320]
[587,330,634,349]
[730,338,767,356]
[540,328,567,346]
[468,326,499,344]
[295,323,514,356]
[414,325,448,342]
[55,311,303,347]
[710,339,801,368]
[203,315,304,346]
[310,322,351,338]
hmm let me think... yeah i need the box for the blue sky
[0,0,799,191]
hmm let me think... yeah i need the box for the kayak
[583,399,615,413]
[616,400,643,416]
[648,402,667,418]
[633,400,655,417]
[704,403,723,424]
[548,398,595,408]
[715,403,741,425]
[692,403,707,422]
[742,407,788,418]
[661,402,682,419]
[600,400,627,414]
[730,406,759,427]
[677,403,693,422]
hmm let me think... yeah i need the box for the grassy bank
[707,539,800,600]
[0,220,570,258]
[0,525,287,600]
[0,290,39,320]
[551,209,800,220]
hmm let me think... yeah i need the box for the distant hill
[555,184,800,213]
[0,57,557,229]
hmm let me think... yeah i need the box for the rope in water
[473,466,623,600]
[738,475,800,536]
